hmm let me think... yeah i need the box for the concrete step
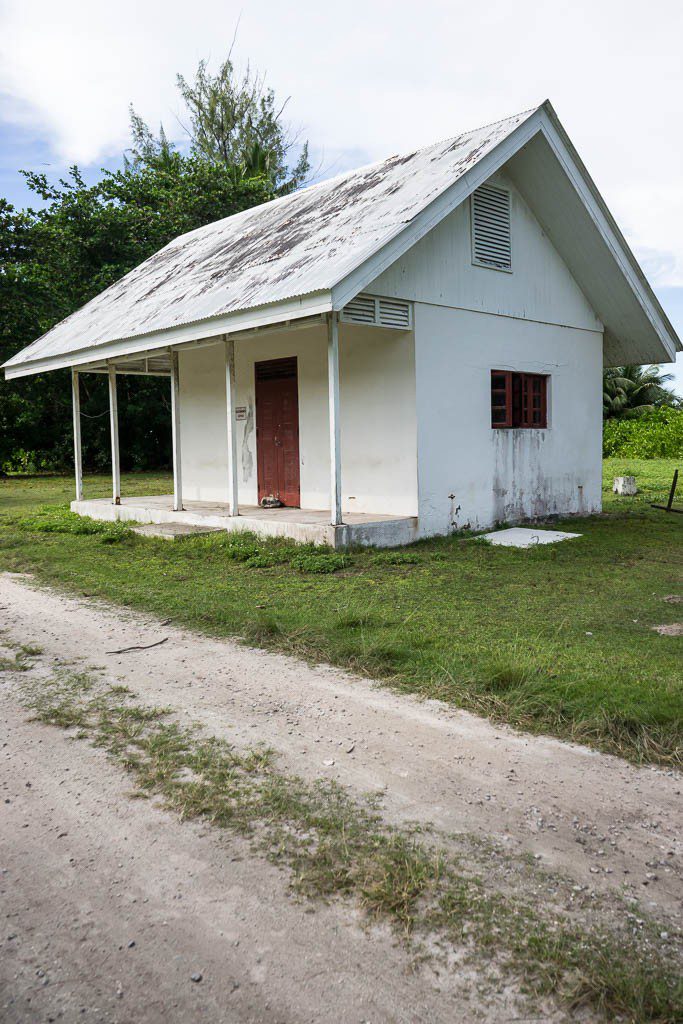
[131,523,223,541]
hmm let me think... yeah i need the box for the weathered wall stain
[492,428,588,525]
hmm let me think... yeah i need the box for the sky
[0,0,681,390]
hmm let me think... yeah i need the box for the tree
[2,46,313,473]
[0,154,274,472]
[131,56,310,194]
[603,364,680,419]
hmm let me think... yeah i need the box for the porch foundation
[71,496,419,550]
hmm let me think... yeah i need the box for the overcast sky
[1,0,681,389]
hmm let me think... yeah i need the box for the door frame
[255,356,301,507]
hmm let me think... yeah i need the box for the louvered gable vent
[471,184,512,271]
[341,295,412,330]
[342,295,376,324]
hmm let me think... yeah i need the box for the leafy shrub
[209,532,265,562]
[290,553,348,574]
[244,552,284,569]
[603,408,683,458]
[13,505,131,543]
[205,536,335,569]
[1,449,60,475]
[371,550,420,566]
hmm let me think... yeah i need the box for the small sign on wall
[235,406,247,421]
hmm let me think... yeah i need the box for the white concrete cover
[481,527,582,547]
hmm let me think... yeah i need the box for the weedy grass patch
[10,504,132,543]
[0,461,681,766]
[0,634,44,672]
[18,669,683,1024]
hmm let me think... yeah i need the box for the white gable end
[369,170,602,335]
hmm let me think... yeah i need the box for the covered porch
[69,305,418,549]
[71,495,418,549]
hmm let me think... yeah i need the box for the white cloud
[0,0,682,286]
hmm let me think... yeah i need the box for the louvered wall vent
[471,184,512,271]
[341,295,412,330]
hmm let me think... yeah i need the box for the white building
[4,101,680,548]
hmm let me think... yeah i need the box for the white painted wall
[177,323,418,515]
[412,303,603,535]
[178,345,230,503]
[366,165,605,535]
[178,164,604,537]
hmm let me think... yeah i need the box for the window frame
[491,370,548,429]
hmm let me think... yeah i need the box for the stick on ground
[106,637,169,655]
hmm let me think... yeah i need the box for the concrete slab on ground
[481,527,581,548]
[131,523,223,540]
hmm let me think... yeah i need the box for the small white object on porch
[327,311,343,526]
[71,368,83,502]
[107,363,120,505]
[224,337,239,516]
[170,350,183,512]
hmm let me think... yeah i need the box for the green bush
[290,553,348,574]
[372,550,420,566]
[603,408,683,458]
[198,531,329,569]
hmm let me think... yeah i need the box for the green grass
[18,668,683,1023]
[0,461,681,766]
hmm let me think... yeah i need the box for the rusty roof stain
[6,109,535,369]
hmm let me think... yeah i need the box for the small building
[4,101,680,547]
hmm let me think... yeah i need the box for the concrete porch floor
[71,496,419,549]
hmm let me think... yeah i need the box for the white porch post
[327,311,343,526]
[107,364,120,505]
[71,368,83,502]
[170,349,183,511]
[224,337,239,516]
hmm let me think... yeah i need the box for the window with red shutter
[491,371,547,429]
[490,371,512,427]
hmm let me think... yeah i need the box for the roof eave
[538,100,681,359]
[3,291,333,379]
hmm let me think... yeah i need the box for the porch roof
[4,100,680,379]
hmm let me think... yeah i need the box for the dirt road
[1,572,680,1022]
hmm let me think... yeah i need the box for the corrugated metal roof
[4,108,535,370]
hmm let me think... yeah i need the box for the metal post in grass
[224,336,239,516]
[170,350,183,512]
[71,368,83,502]
[107,364,120,506]
[327,311,343,527]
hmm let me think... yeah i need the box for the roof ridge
[422,104,539,152]
[173,106,540,246]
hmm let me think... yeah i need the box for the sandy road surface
[2,694,498,1024]
[0,572,681,1022]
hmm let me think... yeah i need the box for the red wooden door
[255,358,300,507]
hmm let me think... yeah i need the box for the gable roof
[4,101,680,378]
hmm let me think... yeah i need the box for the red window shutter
[521,374,547,428]
[539,375,547,427]
[491,370,512,427]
